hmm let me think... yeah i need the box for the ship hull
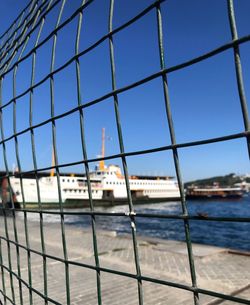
[50,196,181,209]
[186,194,243,200]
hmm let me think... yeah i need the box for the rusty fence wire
[0,0,249,304]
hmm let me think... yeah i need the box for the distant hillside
[185,173,250,188]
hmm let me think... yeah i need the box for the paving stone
[0,216,249,304]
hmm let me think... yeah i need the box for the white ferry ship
[3,129,180,207]
[7,164,180,206]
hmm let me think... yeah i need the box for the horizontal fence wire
[0,0,249,305]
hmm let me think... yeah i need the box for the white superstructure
[90,164,180,200]
[9,176,103,203]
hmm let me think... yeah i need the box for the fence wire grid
[0,0,249,305]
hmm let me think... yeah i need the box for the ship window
[62,179,65,182]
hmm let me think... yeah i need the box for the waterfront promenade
[0,215,249,305]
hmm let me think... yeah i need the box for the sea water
[18,196,250,252]
[93,197,250,251]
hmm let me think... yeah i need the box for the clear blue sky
[0,0,249,181]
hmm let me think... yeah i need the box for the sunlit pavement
[0,215,249,305]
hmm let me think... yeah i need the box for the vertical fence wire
[0,239,6,305]
[29,1,54,303]
[0,77,16,305]
[75,1,102,304]
[12,6,43,305]
[0,1,249,304]
[227,0,250,158]
[0,12,37,297]
[108,1,144,304]
[49,1,72,304]
[155,3,200,305]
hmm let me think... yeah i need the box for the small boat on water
[185,185,243,199]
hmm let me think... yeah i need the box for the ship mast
[99,128,105,170]
[50,147,55,177]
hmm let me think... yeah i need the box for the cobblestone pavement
[0,215,249,305]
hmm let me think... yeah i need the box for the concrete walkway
[0,215,249,305]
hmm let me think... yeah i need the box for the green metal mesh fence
[0,0,249,304]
